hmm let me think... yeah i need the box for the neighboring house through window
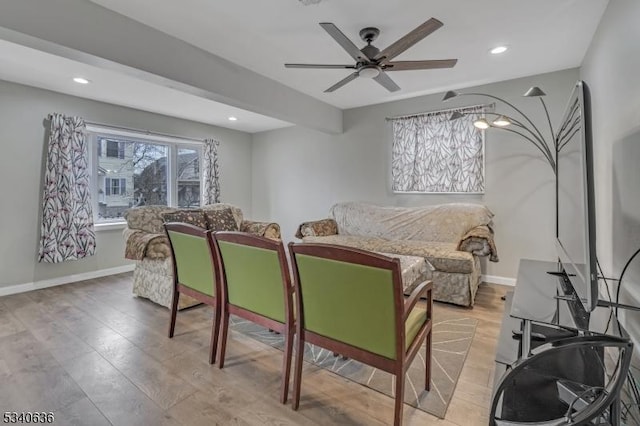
[87,128,203,223]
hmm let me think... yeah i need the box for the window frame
[87,125,203,226]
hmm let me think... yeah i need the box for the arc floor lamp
[442,86,557,175]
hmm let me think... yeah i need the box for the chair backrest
[289,243,404,360]
[165,222,216,297]
[213,232,291,323]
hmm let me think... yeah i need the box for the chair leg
[292,332,305,410]
[217,309,230,369]
[168,290,180,338]
[209,303,221,365]
[426,287,433,391]
[394,372,405,426]
[425,330,432,391]
[280,324,294,404]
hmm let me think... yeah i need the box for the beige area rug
[229,309,477,419]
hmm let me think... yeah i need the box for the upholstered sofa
[295,202,498,307]
[123,203,280,309]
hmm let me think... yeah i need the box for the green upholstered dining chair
[211,231,295,404]
[164,222,221,365]
[288,243,433,426]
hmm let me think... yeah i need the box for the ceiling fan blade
[285,63,357,69]
[324,72,359,93]
[375,18,444,62]
[373,71,400,92]
[385,59,458,71]
[319,23,367,62]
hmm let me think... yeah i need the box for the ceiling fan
[285,18,457,93]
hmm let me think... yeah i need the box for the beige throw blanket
[123,229,171,260]
[457,225,499,262]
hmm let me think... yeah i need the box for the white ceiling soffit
[0,39,291,133]
[90,0,608,109]
[0,0,341,134]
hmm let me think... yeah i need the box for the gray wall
[581,0,640,363]
[0,80,252,288]
[252,68,580,280]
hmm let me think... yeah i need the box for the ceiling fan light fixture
[358,66,380,79]
[473,118,491,130]
[492,115,511,127]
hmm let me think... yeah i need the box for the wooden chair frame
[288,242,433,426]
[165,222,221,365]
[211,231,295,404]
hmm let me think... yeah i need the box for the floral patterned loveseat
[123,203,280,309]
[296,202,498,307]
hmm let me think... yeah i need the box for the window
[177,148,201,208]
[105,140,125,159]
[88,130,202,223]
[390,105,485,194]
[105,178,126,195]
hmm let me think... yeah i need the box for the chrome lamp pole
[442,87,557,175]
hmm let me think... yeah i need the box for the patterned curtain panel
[202,138,221,204]
[39,113,96,263]
[391,105,485,193]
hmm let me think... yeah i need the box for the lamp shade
[473,118,490,129]
[492,115,511,127]
[449,111,465,120]
[442,90,459,101]
[523,86,546,97]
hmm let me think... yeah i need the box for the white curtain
[39,113,96,262]
[391,105,485,193]
[202,138,221,204]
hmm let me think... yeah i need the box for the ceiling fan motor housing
[360,44,380,60]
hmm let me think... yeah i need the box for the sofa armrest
[123,227,171,260]
[240,220,281,240]
[457,225,499,262]
[295,218,338,239]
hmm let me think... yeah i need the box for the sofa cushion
[162,209,208,229]
[302,235,475,274]
[373,240,475,274]
[203,207,239,231]
[302,235,389,252]
[124,205,175,233]
[202,203,243,229]
[377,252,428,295]
[330,202,494,245]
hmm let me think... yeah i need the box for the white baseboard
[0,264,135,297]
[481,274,516,287]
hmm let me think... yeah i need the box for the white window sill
[95,222,127,232]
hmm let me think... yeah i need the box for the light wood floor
[0,274,509,426]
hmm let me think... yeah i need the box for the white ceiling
[89,0,608,109]
[0,39,291,133]
[0,0,608,133]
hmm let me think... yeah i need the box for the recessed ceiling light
[73,77,90,84]
[228,116,238,121]
[490,46,508,55]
